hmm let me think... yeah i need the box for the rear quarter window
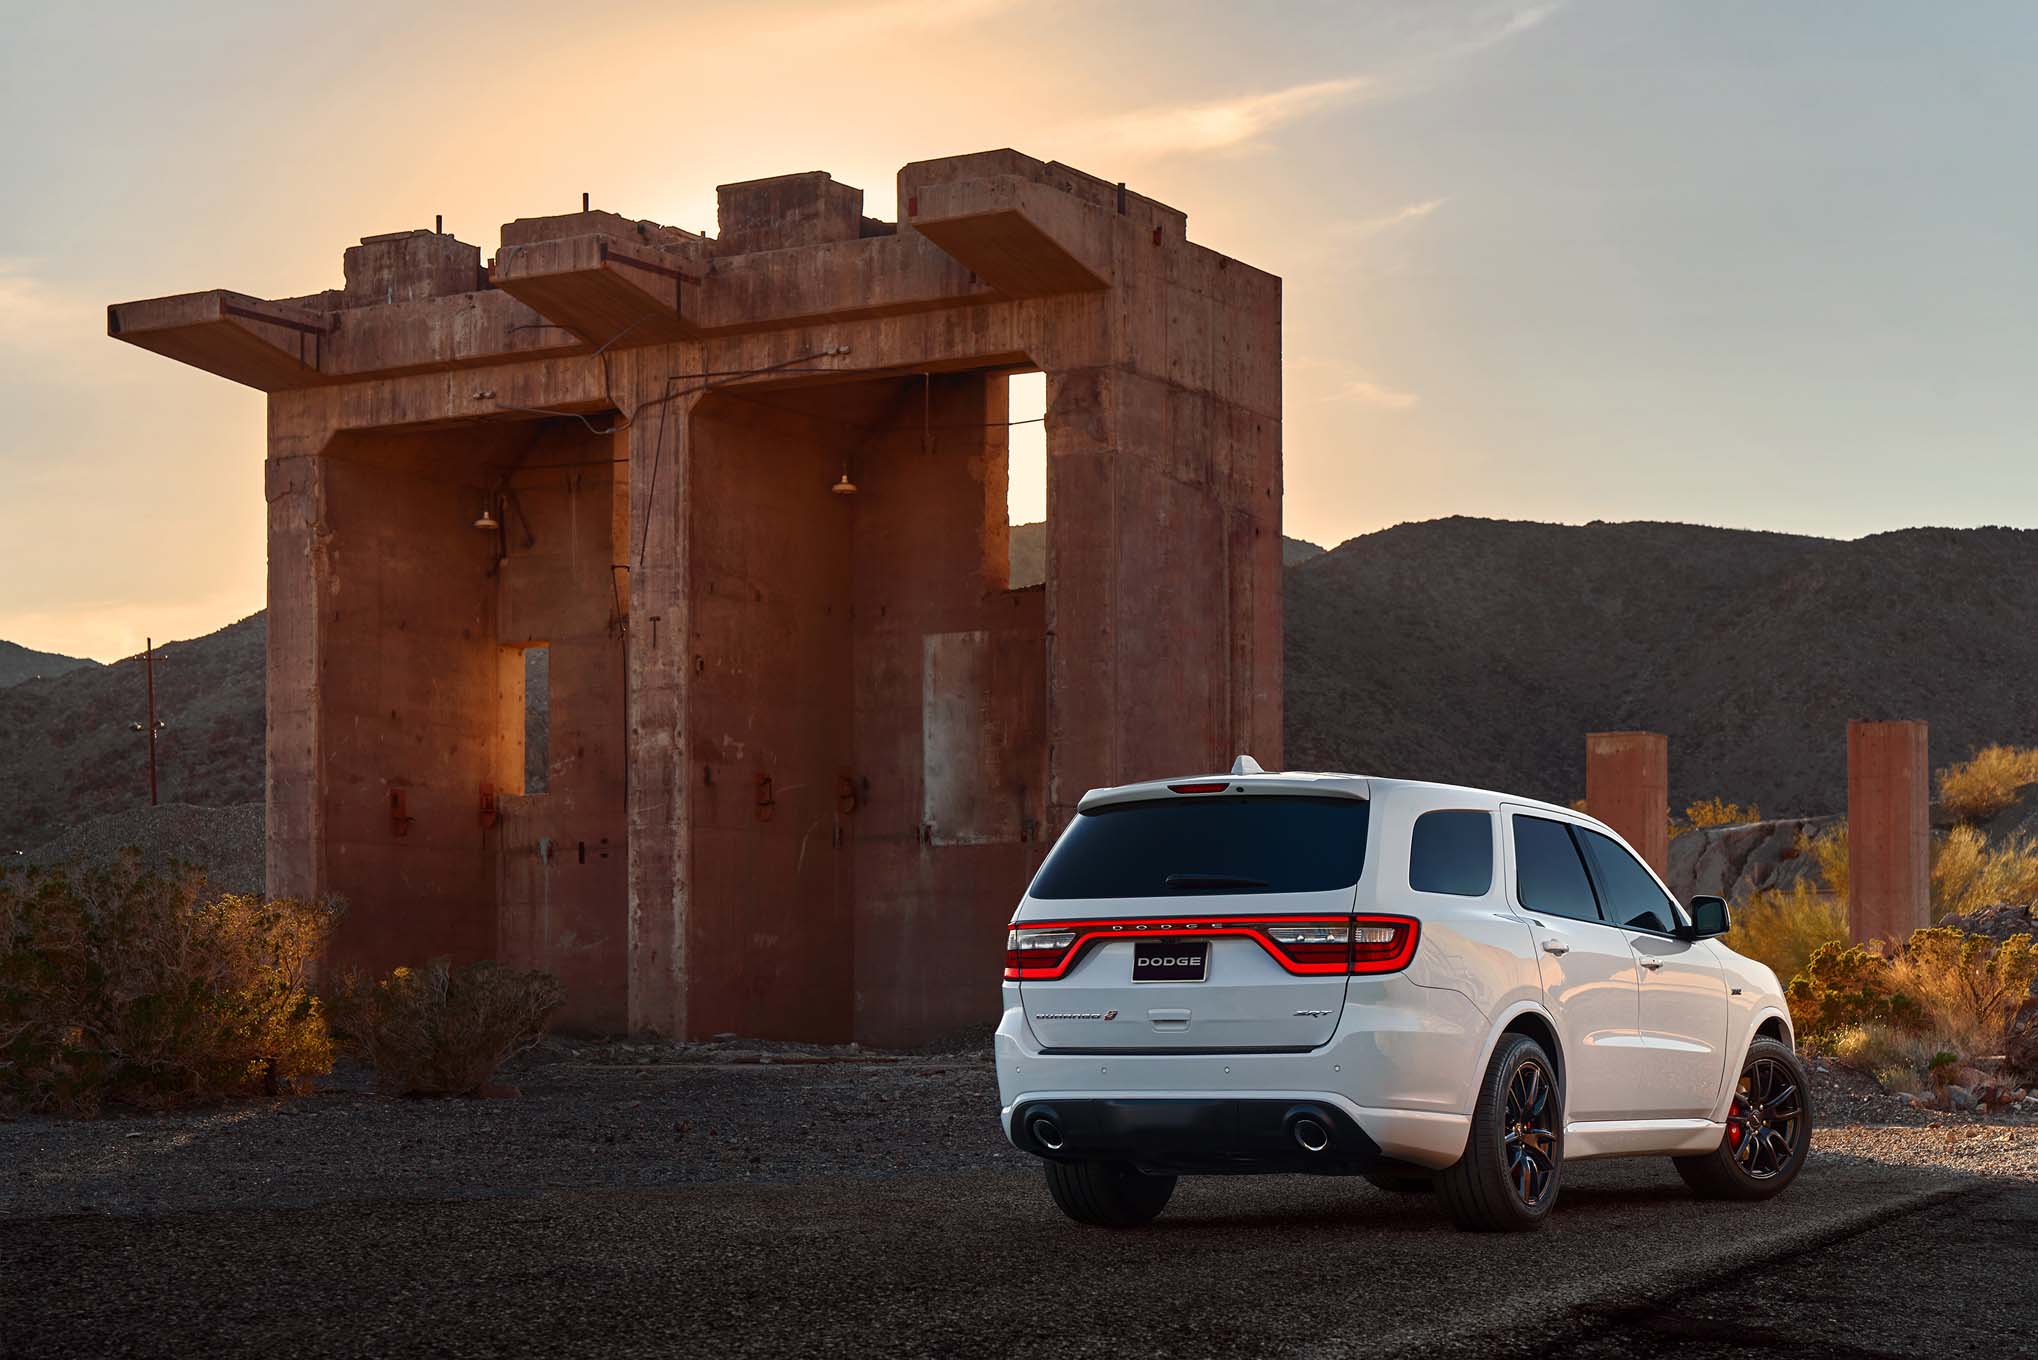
[1029,795,1370,899]
[1409,809,1494,896]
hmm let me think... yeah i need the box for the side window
[1580,829,1680,934]
[1409,810,1494,897]
[1512,815,1601,922]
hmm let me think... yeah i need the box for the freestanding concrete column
[1847,719,1930,947]
[1585,731,1669,878]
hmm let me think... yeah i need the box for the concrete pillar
[626,391,696,1037]
[1847,719,1930,947]
[1585,731,1669,878]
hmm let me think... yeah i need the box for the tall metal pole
[144,637,158,806]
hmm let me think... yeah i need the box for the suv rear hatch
[1009,786,1406,1053]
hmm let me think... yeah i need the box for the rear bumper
[996,1001,1475,1170]
[1009,1096,1385,1174]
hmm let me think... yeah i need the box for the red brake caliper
[1728,1096,1747,1148]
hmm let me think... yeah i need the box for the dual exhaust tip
[1026,1110,1332,1154]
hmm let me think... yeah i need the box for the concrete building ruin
[108,151,1284,1044]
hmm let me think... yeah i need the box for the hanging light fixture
[831,468,858,496]
[474,494,500,531]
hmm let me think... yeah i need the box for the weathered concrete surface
[109,150,1283,1041]
[1585,731,1669,878]
[1849,719,1930,946]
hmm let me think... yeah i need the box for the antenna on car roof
[1231,754,1264,775]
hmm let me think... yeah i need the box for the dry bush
[1734,881,1847,986]
[1828,1023,1948,1093]
[1932,825,2038,919]
[1888,928,2038,1059]
[1938,744,2038,824]
[1687,796,1760,830]
[1800,927,2037,1089]
[327,958,563,1096]
[1804,824,1849,902]
[1787,941,1922,1039]
[0,858,338,1116]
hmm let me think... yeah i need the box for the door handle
[1540,938,1570,956]
[1639,959,1663,971]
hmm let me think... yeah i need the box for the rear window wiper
[1164,872,1269,889]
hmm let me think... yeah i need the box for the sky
[3,0,2036,661]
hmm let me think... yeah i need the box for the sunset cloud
[1341,197,1448,237]
[1327,377,1421,411]
[1092,77,1372,158]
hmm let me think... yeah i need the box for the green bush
[0,858,338,1116]
[327,958,563,1096]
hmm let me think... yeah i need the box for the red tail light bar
[1004,914,1420,980]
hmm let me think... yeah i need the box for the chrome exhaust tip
[1292,1117,1330,1153]
[1029,1117,1065,1151]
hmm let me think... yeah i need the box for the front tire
[1435,1033,1562,1232]
[1043,1160,1177,1227]
[1674,1037,1811,1200]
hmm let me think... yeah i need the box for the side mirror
[1683,895,1730,939]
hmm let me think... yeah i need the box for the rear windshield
[1029,795,1370,899]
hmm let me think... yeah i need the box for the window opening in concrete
[524,646,550,794]
[1007,370,1046,588]
[498,642,550,796]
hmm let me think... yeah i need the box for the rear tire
[1362,1171,1433,1195]
[1674,1037,1811,1201]
[1435,1033,1563,1232]
[1043,1159,1177,1228]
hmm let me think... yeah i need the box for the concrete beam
[107,290,334,391]
[491,234,705,346]
[1848,719,1930,947]
[1586,731,1670,878]
[909,175,1112,298]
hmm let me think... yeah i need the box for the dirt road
[4,1053,2032,1358]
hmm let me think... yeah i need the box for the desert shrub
[1828,1022,1945,1092]
[1938,744,2038,824]
[1734,881,1848,985]
[1787,941,1922,1039]
[1931,825,2038,919]
[0,858,338,1116]
[327,958,563,1096]
[1687,796,1760,830]
[1804,824,1849,901]
[1887,927,2038,1058]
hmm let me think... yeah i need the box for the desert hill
[0,614,265,852]
[1285,518,2038,813]
[6,518,2036,856]
[0,639,98,689]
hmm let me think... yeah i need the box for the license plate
[1133,938,1208,982]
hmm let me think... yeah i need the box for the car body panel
[997,767,1794,1170]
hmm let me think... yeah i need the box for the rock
[1937,902,2038,944]
[1947,1085,1977,1112]
[1666,815,1842,903]
[2007,1000,2038,1084]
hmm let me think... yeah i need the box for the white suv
[996,761,1808,1232]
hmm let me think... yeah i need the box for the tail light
[1004,915,1420,979]
[1005,926,1079,978]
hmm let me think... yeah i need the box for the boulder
[1667,815,1842,904]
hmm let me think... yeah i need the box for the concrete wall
[494,421,630,1031]
[315,427,506,976]
[114,149,1284,1044]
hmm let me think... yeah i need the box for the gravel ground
[3,1042,2035,1358]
